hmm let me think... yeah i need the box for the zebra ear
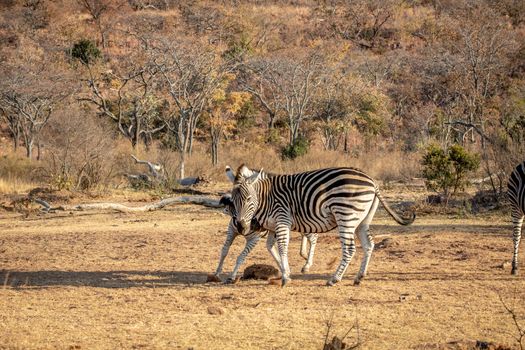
[238,164,254,179]
[225,166,236,183]
[246,169,263,184]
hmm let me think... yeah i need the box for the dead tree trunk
[34,196,222,213]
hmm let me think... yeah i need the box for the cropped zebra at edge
[507,161,525,275]
[227,164,416,287]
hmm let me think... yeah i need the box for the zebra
[508,161,525,275]
[214,169,319,283]
[227,164,415,286]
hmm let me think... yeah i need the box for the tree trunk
[289,120,299,147]
[13,132,19,152]
[179,151,185,179]
[36,141,42,161]
[210,128,221,166]
[26,139,33,159]
[133,115,141,150]
[211,138,219,166]
[268,112,275,130]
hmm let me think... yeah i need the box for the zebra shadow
[290,270,519,283]
[0,269,212,289]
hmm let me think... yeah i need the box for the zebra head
[226,164,263,235]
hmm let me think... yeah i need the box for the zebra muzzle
[236,220,249,234]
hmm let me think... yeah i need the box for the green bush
[421,144,480,197]
[281,136,310,160]
[235,99,257,131]
[71,39,101,65]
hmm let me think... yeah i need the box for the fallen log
[33,196,222,213]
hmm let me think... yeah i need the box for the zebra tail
[375,187,416,226]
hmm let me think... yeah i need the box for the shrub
[281,136,310,160]
[421,144,480,197]
[71,39,101,65]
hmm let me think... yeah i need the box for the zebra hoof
[223,277,238,285]
[326,279,339,287]
[511,267,518,275]
[301,266,310,274]
[281,277,291,287]
[353,278,361,286]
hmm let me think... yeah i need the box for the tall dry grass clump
[0,155,39,194]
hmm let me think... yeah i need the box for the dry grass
[184,143,421,184]
[0,177,39,195]
[0,154,40,194]
[0,139,421,195]
[0,184,523,349]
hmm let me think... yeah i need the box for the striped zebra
[508,161,525,275]
[227,165,415,286]
[214,179,318,283]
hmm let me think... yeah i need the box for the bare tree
[314,74,353,151]
[80,62,164,150]
[427,5,515,192]
[318,0,398,49]
[243,53,326,147]
[0,63,70,160]
[0,105,21,152]
[238,59,281,130]
[0,93,53,159]
[152,41,233,178]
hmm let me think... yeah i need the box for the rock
[323,336,346,350]
[242,264,280,280]
[499,261,511,270]
[207,306,224,315]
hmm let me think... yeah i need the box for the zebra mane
[235,164,260,183]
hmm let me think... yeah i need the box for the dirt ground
[0,187,524,349]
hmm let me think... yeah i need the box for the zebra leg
[354,223,374,285]
[266,232,282,267]
[300,235,308,260]
[301,233,318,274]
[214,222,238,278]
[354,197,379,285]
[275,223,292,287]
[225,233,261,283]
[511,209,524,275]
[327,215,358,286]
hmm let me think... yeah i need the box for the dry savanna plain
[0,183,524,350]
